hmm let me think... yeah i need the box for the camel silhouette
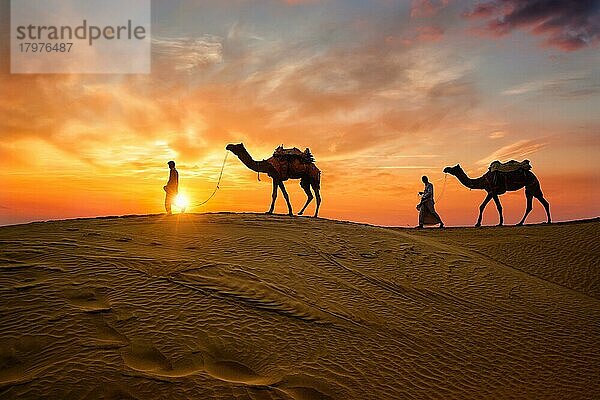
[226,143,322,217]
[443,164,551,226]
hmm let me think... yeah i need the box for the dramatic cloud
[477,139,547,165]
[465,0,600,51]
[502,75,600,98]
[153,36,223,72]
[0,20,478,174]
[1,0,597,225]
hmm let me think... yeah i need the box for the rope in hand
[189,151,229,208]
[417,173,448,204]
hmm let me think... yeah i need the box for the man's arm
[421,183,433,200]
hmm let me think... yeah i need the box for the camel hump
[273,145,315,163]
[489,159,531,173]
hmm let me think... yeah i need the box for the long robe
[417,182,442,225]
[164,168,179,212]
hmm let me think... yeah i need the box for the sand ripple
[0,214,598,399]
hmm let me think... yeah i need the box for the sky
[1,0,599,226]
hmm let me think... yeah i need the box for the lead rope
[435,173,448,203]
[189,151,229,208]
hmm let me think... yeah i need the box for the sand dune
[0,214,598,399]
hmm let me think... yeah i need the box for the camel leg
[313,187,321,218]
[266,179,278,214]
[517,191,533,226]
[535,192,551,224]
[298,180,313,216]
[492,195,503,226]
[278,181,293,216]
[476,193,493,227]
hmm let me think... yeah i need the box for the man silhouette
[163,161,179,214]
[417,176,444,228]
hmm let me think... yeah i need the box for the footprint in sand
[120,342,277,384]
[121,342,206,378]
[121,342,172,373]
[13,273,50,291]
[84,232,101,237]
[63,288,112,313]
[85,316,129,349]
[359,252,377,259]
[201,353,277,385]
[275,375,335,400]
[113,307,139,322]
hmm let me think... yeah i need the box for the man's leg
[427,202,444,227]
[165,192,173,214]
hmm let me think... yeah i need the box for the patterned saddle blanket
[273,146,315,163]
[489,159,531,173]
[267,146,315,180]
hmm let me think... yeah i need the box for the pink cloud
[411,0,450,18]
[464,0,600,51]
[415,26,445,42]
[399,26,445,46]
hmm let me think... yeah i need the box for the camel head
[226,143,246,155]
[443,164,462,175]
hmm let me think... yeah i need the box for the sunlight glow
[175,194,189,211]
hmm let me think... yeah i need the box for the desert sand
[1,214,598,399]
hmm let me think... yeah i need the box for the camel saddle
[488,159,531,173]
[273,146,315,163]
[268,146,315,180]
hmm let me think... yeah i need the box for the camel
[443,164,551,227]
[226,143,322,217]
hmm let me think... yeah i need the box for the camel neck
[454,168,485,189]
[235,148,270,173]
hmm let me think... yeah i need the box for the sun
[174,193,189,212]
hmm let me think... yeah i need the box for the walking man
[164,160,179,214]
[417,176,444,228]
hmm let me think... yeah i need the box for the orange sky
[1,0,599,226]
